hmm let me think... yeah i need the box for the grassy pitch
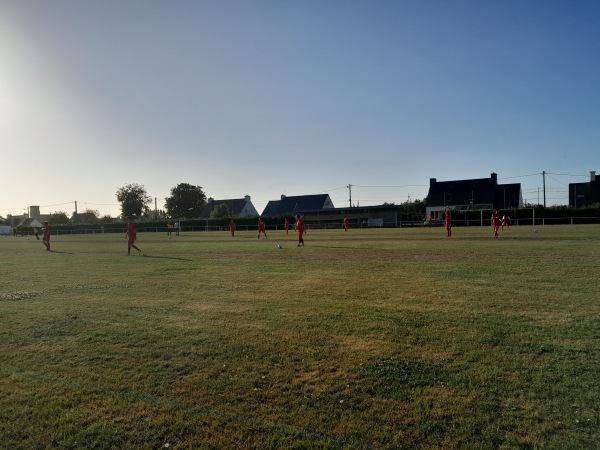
[1,226,599,449]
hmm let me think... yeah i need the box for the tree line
[117,183,220,220]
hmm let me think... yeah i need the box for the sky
[1,0,598,218]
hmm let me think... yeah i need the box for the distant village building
[17,217,44,228]
[261,194,335,217]
[6,205,52,228]
[426,173,522,220]
[569,171,600,208]
[199,195,259,218]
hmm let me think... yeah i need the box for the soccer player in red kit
[41,221,51,251]
[229,220,236,237]
[126,216,142,255]
[343,216,349,232]
[257,218,267,239]
[445,211,452,237]
[491,210,501,237]
[295,215,305,246]
[284,218,289,235]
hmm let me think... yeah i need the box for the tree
[84,208,99,218]
[116,184,152,219]
[400,197,427,222]
[210,204,231,219]
[154,209,169,219]
[48,211,69,225]
[164,183,206,218]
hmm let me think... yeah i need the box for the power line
[39,202,75,208]
[81,202,120,206]
[500,172,588,181]
[352,184,428,188]
[499,173,541,180]
[545,172,589,177]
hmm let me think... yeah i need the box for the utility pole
[542,171,546,208]
[155,197,157,219]
[74,200,78,215]
[347,184,352,207]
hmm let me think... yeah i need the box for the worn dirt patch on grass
[1,291,43,301]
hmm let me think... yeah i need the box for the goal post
[452,207,536,227]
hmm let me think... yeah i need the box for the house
[5,213,27,228]
[261,194,335,218]
[569,171,600,207]
[199,195,259,218]
[13,205,51,228]
[17,217,44,229]
[426,173,522,220]
[9,205,62,228]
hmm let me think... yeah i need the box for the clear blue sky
[1,0,598,218]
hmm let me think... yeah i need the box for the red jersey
[295,218,305,233]
[43,226,51,240]
[284,219,289,230]
[492,213,501,227]
[229,222,236,232]
[444,213,451,228]
[258,220,265,231]
[127,222,137,240]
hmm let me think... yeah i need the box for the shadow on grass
[47,250,74,255]
[142,255,193,262]
[312,245,356,250]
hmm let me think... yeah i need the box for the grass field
[1,225,599,449]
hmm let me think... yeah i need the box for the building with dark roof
[426,173,522,219]
[199,195,259,218]
[261,194,334,217]
[569,171,600,207]
[17,217,44,228]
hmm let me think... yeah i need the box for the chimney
[29,205,40,219]
[591,171,596,182]
[491,172,498,184]
[430,178,437,187]
[281,194,286,200]
[208,197,214,203]
[244,195,251,202]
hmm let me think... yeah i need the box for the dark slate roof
[569,178,600,206]
[200,198,249,218]
[19,218,37,227]
[18,218,43,227]
[261,194,334,217]
[426,174,522,209]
